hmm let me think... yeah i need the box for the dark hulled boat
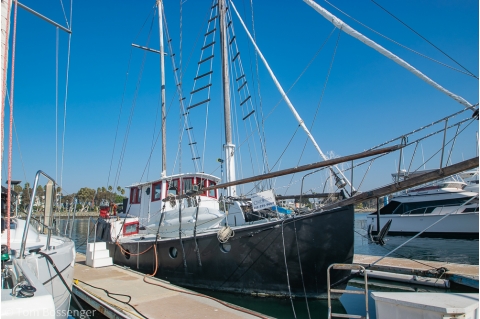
[104,205,353,298]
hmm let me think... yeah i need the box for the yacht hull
[106,205,354,298]
[368,212,479,239]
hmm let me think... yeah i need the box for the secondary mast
[157,0,167,178]
[219,0,237,197]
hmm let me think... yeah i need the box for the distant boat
[368,176,479,239]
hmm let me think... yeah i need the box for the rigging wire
[370,0,478,79]
[324,0,478,79]
[107,6,156,189]
[284,29,341,196]
[60,2,73,192]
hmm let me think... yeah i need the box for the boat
[1,2,78,318]
[95,0,478,300]
[94,0,358,299]
[367,175,479,239]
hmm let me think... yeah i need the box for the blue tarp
[271,206,292,214]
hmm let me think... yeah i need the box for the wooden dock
[73,253,269,319]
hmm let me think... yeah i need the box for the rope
[324,0,477,78]
[1,0,12,170]
[217,225,234,243]
[281,218,296,319]
[370,0,478,79]
[293,216,311,319]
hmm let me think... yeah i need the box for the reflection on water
[62,214,478,319]
[355,213,479,265]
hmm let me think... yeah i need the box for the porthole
[220,242,231,253]
[124,249,131,260]
[169,247,178,259]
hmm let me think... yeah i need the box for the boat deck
[73,253,269,319]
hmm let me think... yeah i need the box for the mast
[219,0,236,197]
[304,0,475,111]
[158,0,166,178]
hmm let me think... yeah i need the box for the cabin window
[167,179,179,196]
[130,187,141,204]
[183,178,194,194]
[207,180,217,198]
[152,182,162,201]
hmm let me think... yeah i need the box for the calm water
[62,213,478,319]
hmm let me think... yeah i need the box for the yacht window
[152,182,162,201]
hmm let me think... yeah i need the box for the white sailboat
[1,2,78,319]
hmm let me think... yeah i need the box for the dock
[73,253,269,319]
[353,254,479,289]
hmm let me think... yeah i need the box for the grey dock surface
[73,253,269,319]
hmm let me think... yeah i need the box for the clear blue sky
[2,0,478,197]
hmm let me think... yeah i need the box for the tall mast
[219,0,236,196]
[304,0,475,111]
[158,0,167,178]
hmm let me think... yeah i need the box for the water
[62,214,478,319]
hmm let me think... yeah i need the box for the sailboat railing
[19,170,57,259]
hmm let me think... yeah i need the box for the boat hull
[368,212,479,239]
[106,205,354,298]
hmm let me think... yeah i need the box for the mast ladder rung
[194,71,213,81]
[202,41,216,50]
[192,157,200,160]
[189,142,197,145]
[327,263,369,319]
[198,55,214,65]
[176,82,182,86]
[186,127,193,131]
[179,97,186,101]
[182,112,189,116]
[188,99,210,110]
[191,84,212,95]
[171,53,175,57]
[229,36,236,45]
[208,15,218,23]
[242,110,255,120]
[240,96,251,106]
[211,3,218,8]
[227,20,232,28]
[205,28,216,36]
[236,75,245,81]
[237,81,247,91]
[232,52,240,62]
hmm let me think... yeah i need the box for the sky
[1,0,478,198]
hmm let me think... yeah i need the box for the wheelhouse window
[207,180,217,198]
[183,178,194,194]
[130,187,141,204]
[152,182,162,201]
[167,179,180,196]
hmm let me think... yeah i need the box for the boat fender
[217,226,234,243]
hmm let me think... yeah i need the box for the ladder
[327,263,369,319]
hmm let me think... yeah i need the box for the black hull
[106,205,354,298]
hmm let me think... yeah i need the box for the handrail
[19,170,57,259]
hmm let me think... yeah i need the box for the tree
[76,187,96,212]
[20,182,32,212]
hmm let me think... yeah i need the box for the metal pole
[158,0,167,178]
[376,197,380,234]
[17,1,71,34]
[69,198,77,238]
